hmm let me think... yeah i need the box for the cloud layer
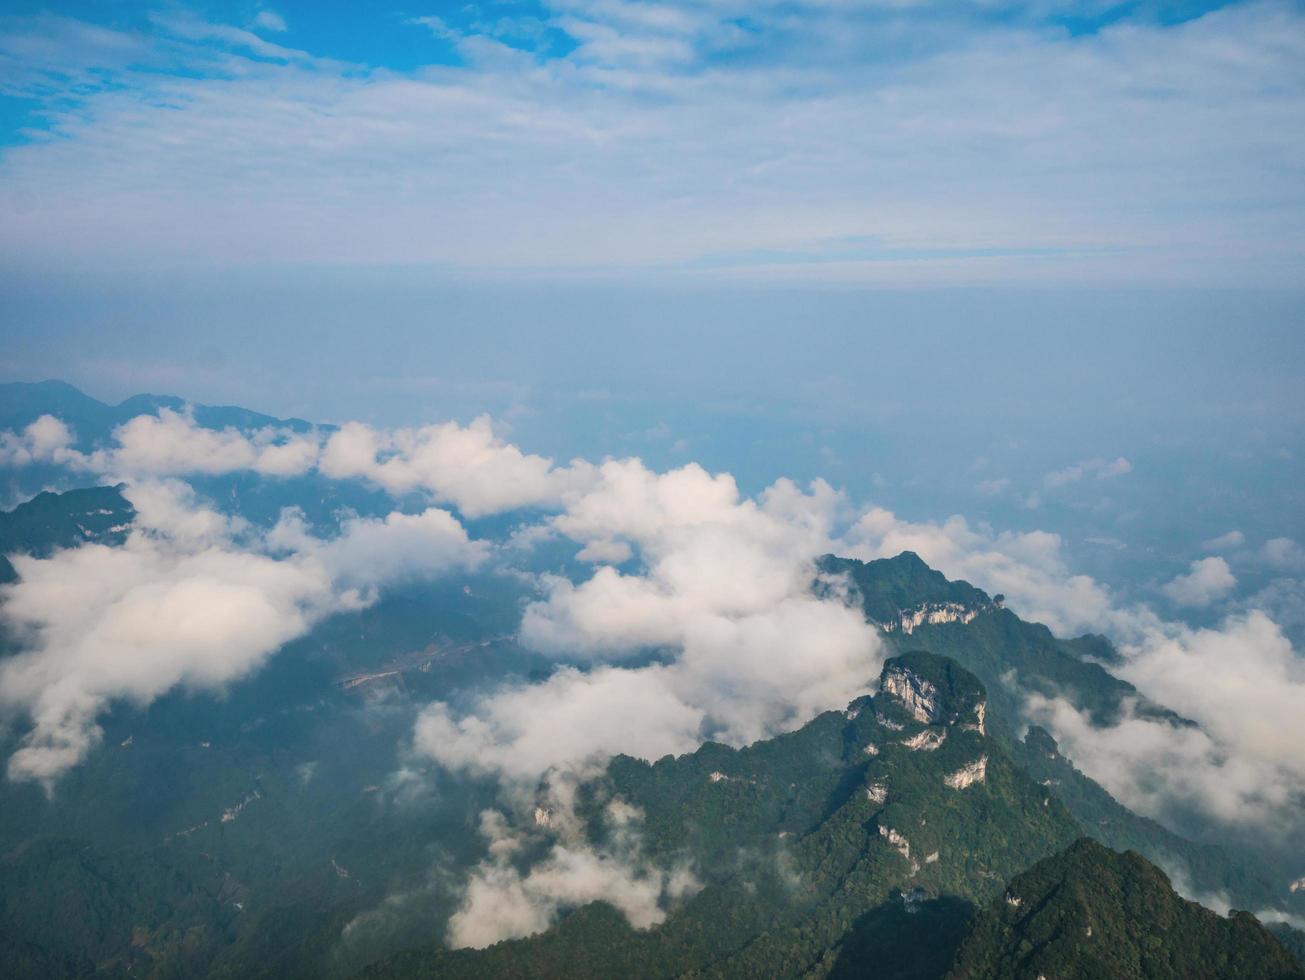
[0,480,484,785]
[2,2,1304,282]
[3,408,589,518]
[6,402,1305,882]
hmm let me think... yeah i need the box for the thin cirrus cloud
[0,2,1302,281]
[1043,456,1133,489]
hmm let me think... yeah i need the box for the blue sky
[0,1,1244,82]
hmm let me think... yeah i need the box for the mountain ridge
[0,380,316,451]
[945,837,1305,980]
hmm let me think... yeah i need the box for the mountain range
[0,382,1302,979]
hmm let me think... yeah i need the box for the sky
[0,1,1303,281]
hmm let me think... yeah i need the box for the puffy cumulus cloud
[1161,556,1236,607]
[0,410,596,519]
[447,803,698,949]
[1027,694,1290,829]
[0,480,484,787]
[415,666,703,784]
[0,409,323,479]
[1029,612,1305,833]
[526,463,847,654]
[84,408,322,478]
[415,463,882,786]
[0,414,78,467]
[269,506,488,590]
[320,417,596,518]
[843,506,1116,636]
[1117,613,1305,790]
[1043,456,1132,489]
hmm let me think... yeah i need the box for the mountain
[0,486,540,980]
[823,552,1177,731]
[0,484,133,555]
[0,383,395,530]
[1270,923,1305,969]
[355,651,1301,979]
[945,838,1305,980]
[0,475,1298,978]
[0,484,133,585]
[827,553,1287,912]
[818,552,993,631]
[0,381,313,450]
[357,653,1082,978]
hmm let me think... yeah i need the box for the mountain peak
[818,552,993,634]
[947,838,1305,980]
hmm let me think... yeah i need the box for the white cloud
[1117,612,1305,786]
[1201,530,1245,552]
[320,417,596,518]
[1161,556,1236,607]
[1235,577,1305,648]
[252,10,287,33]
[0,480,483,786]
[0,410,596,518]
[83,408,322,478]
[1096,457,1133,479]
[1262,537,1305,570]
[149,12,310,62]
[270,506,488,590]
[8,399,1304,866]
[0,407,325,480]
[1044,456,1132,489]
[446,800,698,948]
[1029,611,1305,832]
[1027,693,1290,829]
[1,3,1304,282]
[415,463,882,786]
[416,450,1209,941]
[0,414,78,467]
[415,666,703,785]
